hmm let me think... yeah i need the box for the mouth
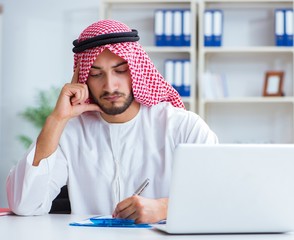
[102,94,122,102]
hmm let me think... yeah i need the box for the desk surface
[1,214,294,240]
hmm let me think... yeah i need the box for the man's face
[87,49,134,115]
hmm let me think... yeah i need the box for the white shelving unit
[198,0,294,143]
[100,0,198,112]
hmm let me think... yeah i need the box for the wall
[0,0,101,207]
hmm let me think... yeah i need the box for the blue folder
[70,216,152,228]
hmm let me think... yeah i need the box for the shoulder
[143,102,200,122]
[139,102,205,131]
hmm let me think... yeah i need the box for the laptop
[154,144,294,234]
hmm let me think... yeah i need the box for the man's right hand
[51,64,101,122]
[32,64,101,166]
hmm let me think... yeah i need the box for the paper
[70,215,151,228]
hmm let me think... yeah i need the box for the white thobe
[7,102,218,215]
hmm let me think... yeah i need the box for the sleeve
[180,111,219,144]
[6,142,68,216]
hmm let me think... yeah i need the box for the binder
[174,60,183,95]
[172,10,183,46]
[70,215,151,228]
[155,9,165,46]
[285,9,293,46]
[165,60,174,85]
[183,10,191,46]
[204,10,213,46]
[212,10,223,47]
[164,10,173,46]
[182,60,191,97]
[275,9,285,46]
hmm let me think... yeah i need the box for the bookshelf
[198,0,294,143]
[100,0,198,112]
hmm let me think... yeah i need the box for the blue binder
[204,10,213,46]
[164,59,174,86]
[172,10,183,46]
[164,10,173,46]
[154,9,165,46]
[173,60,183,95]
[181,60,191,97]
[275,9,285,46]
[285,9,293,46]
[212,10,223,47]
[183,9,191,46]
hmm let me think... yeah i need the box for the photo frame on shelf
[263,71,284,97]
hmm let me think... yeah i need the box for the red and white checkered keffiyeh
[73,19,185,109]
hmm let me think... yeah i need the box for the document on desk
[69,215,152,228]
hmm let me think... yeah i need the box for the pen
[133,178,150,196]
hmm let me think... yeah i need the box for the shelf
[103,0,194,3]
[198,0,294,143]
[202,47,294,54]
[203,97,294,104]
[204,0,292,3]
[101,0,198,112]
[144,46,193,53]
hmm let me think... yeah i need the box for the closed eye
[89,72,103,77]
[115,69,128,74]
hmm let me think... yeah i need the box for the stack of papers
[70,215,151,228]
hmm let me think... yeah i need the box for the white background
[0,0,102,207]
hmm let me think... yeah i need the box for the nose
[103,73,118,92]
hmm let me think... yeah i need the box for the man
[7,20,218,223]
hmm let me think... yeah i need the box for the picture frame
[263,71,284,97]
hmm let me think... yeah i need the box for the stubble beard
[93,91,135,115]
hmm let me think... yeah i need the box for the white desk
[0,214,294,240]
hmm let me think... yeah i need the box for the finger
[69,84,88,105]
[115,206,136,220]
[113,198,133,217]
[71,62,80,84]
[83,103,103,113]
[73,103,102,116]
